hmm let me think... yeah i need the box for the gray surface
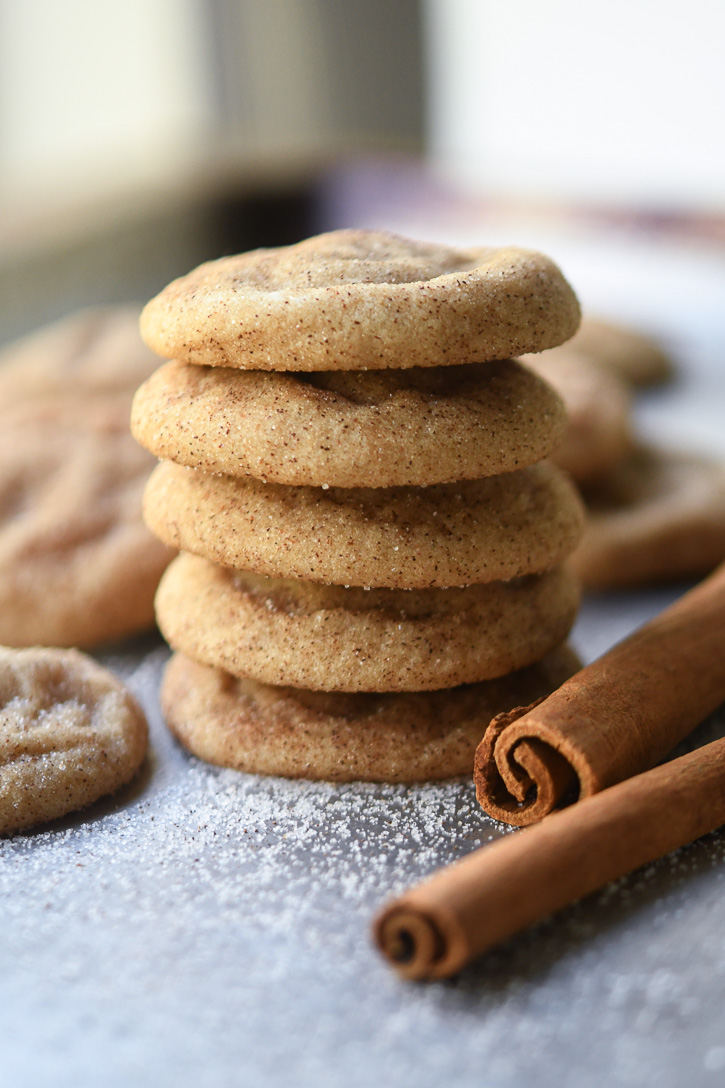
[2,227,725,1088]
[2,613,724,1088]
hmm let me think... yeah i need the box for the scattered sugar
[1,631,725,1086]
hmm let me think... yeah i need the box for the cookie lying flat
[0,399,174,647]
[0,646,147,834]
[132,357,566,488]
[0,305,157,403]
[561,315,674,387]
[161,645,581,783]
[521,349,633,484]
[140,229,580,372]
[144,460,584,589]
[155,554,580,692]
[571,445,725,589]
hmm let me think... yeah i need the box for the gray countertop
[2,224,725,1088]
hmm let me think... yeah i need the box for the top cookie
[139,229,581,372]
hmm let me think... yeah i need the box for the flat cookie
[561,315,674,387]
[521,349,633,484]
[161,644,581,782]
[0,646,147,834]
[0,305,158,403]
[144,460,584,589]
[155,554,580,692]
[132,357,566,487]
[132,356,567,487]
[0,399,174,647]
[139,229,581,372]
[571,445,725,588]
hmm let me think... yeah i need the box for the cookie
[563,315,674,387]
[0,646,147,835]
[161,644,581,782]
[0,399,174,647]
[139,229,581,372]
[0,305,158,404]
[131,357,566,488]
[521,349,633,484]
[571,445,725,589]
[155,553,580,692]
[143,460,585,589]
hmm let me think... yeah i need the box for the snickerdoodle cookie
[0,400,174,647]
[139,229,580,372]
[131,357,566,488]
[571,445,725,588]
[0,307,174,647]
[155,554,580,692]
[0,305,158,403]
[143,460,584,588]
[161,644,581,782]
[0,646,147,834]
[521,349,633,484]
[555,315,674,387]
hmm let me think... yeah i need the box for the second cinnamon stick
[376,735,725,980]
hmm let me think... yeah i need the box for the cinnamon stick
[475,560,725,826]
[375,736,725,980]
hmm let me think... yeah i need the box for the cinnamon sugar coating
[143,460,585,589]
[132,357,566,487]
[0,646,147,834]
[161,645,581,783]
[155,554,580,692]
[140,229,580,372]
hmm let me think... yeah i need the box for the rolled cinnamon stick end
[375,736,725,980]
[475,561,725,825]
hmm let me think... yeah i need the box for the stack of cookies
[132,229,585,782]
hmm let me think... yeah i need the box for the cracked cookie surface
[0,646,147,834]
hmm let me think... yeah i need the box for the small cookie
[161,645,581,782]
[131,357,567,487]
[521,349,633,484]
[0,400,174,647]
[155,554,580,692]
[571,445,725,589]
[144,460,585,589]
[0,306,158,404]
[140,229,581,371]
[0,646,147,835]
[563,315,674,387]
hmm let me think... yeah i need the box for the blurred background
[1,0,724,443]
